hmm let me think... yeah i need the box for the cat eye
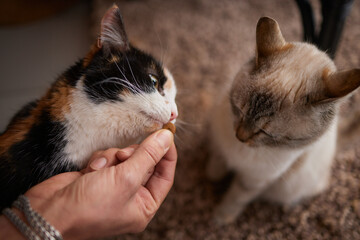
[149,74,159,88]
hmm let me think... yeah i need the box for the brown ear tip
[257,17,277,27]
[103,3,120,18]
[111,3,119,9]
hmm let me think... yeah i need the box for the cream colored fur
[207,17,360,225]
[208,89,337,224]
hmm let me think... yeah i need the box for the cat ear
[256,17,287,62]
[324,69,360,99]
[98,4,130,53]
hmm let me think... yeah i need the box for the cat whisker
[175,119,201,131]
[113,59,142,94]
[113,60,145,95]
[113,61,150,103]
[124,55,140,88]
[173,134,188,150]
[113,61,130,82]
[92,77,144,95]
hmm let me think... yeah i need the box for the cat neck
[61,80,149,168]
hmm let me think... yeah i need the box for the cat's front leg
[213,175,265,225]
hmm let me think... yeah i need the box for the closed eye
[257,121,277,138]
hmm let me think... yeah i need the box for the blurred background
[0,0,359,239]
[0,0,91,130]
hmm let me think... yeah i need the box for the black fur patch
[62,59,85,87]
[0,110,77,210]
[83,46,166,104]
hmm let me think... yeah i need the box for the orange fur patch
[110,55,120,63]
[46,80,73,121]
[0,80,73,156]
[163,68,173,90]
[0,113,37,156]
[83,43,101,68]
[164,76,173,90]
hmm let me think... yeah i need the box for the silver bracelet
[2,195,63,240]
[2,208,40,240]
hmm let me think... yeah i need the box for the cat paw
[212,205,243,226]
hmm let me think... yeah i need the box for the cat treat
[162,122,176,134]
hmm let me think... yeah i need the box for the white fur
[164,68,178,122]
[62,74,177,168]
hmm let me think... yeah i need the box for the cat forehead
[108,48,162,70]
[253,42,336,102]
[243,91,278,120]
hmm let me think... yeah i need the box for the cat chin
[238,139,260,148]
[143,120,165,133]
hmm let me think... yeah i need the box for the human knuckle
[121,170,138,187]
[143,200,157,219]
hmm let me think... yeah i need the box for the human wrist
[27,193,78,240]
[0,208,26,239]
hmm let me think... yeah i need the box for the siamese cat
[207,17,360,224]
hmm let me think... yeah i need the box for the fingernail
[90,157,107,170]
[155,129,173,151]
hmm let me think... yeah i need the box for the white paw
[212,204,243,226]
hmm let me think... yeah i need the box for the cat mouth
[140,111,167,125]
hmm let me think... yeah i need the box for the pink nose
[170,111,178,121]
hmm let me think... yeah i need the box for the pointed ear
[98,4,130,53]
[324,69,360,98]
[256,17,287,62]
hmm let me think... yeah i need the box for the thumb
[119,130,174,187]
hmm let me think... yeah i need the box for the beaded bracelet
[2,195,63,240]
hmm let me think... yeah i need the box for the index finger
[119,129,174,187]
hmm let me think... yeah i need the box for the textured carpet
[92,0,360,239]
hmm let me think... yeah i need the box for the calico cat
[0,5,178,210]
[207,17,360,224]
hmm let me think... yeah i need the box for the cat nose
[170,110,178,121]
[169,105,178,122]
[236,125,254,142]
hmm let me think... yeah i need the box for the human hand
[23,129,176,240]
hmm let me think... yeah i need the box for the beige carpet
[92,0,360,239]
